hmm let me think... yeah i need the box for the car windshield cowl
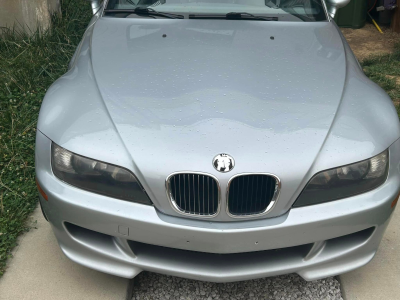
[104,0,327,22]
[189,12,279,21]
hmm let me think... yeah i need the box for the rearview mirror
[325,0,350,18]
[85,0,102,15]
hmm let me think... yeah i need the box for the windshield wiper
[104,7,184,19]
[226,12,278,20]
[189,12,278,21]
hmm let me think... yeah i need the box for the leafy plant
[0,0,91,276]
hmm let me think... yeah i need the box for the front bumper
[36,131,400,282]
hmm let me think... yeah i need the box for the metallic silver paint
[35,10,400,281]
[325,0,351,18]
[37,18,400,221]
[225,172,281,218]
[165,171,222,218]
[36,131,400,281]
[86,0,102,15]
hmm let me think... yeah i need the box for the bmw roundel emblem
[213,154,235,173]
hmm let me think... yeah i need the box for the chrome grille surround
[166,172,221,218]
[226,173,281,218]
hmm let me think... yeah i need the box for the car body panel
[90,19,347,220]
[37,18,400,221]
[36,130,400,280]
[35,2,400,280]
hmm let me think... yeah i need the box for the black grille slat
[228,175,277,216]
[169,173,219,216]
[212,179,214,212]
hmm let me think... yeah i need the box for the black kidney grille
[168,173,219,216]
[228,175,278,216]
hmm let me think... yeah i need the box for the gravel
[131,272,343,300]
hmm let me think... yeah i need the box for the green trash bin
[334,0,368,29]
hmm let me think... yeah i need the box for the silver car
[35,0,400,282]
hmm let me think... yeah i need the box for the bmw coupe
[35,0,400,282]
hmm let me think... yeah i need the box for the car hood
[40,18,352,220]
[91,19,346,213]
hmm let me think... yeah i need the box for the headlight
[51,143,152,205]
[293,150,389,207]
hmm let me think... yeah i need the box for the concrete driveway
[0,208,129,300]
[339,206,400,299]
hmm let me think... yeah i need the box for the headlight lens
[293,150,389,207]
[51,143,152,205]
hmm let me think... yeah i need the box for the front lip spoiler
[56,221,382,281]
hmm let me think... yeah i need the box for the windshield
[105,0,327,21]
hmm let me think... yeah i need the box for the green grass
[0,0,91,276]
[362,43,400,115]
[0,3,399,278]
